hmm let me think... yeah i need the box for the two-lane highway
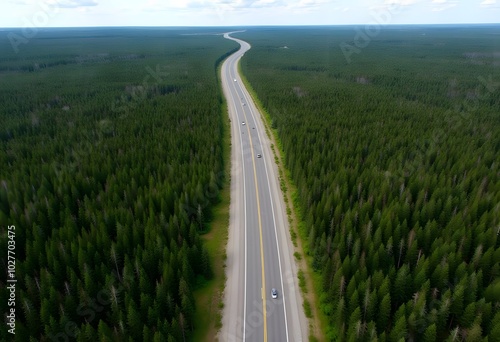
[221,32,307,342]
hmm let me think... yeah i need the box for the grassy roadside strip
[237,62,327,342]
[192,62,232,341]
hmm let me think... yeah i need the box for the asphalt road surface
[221,31,308,342]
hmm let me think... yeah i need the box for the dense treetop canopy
[238,26,500,341]
[0,28,237,341]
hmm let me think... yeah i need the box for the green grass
[303,299,313,319]
[298,270,307,293]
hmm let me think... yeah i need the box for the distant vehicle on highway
[234,78,237,82]
[243,103,246,106]
[257,154,262,158]
[271,288,278,299]
[242,122,245,125]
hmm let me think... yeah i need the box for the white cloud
[432,3,456,11]
[383,0,419,6]
[8,0,97,6]
[48,0,98,8]
[252,0,282,7]
[7,0,30,5]
[2,0,498,26]
[367,0,420,17]
[284,0,331,12]
[141,0,290,14]
[140,0,335,17]
[427,0,458,12]
[480,0,497,7]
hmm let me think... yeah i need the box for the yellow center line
[240,85,268,342]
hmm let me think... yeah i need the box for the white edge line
[232,56,248,342]
[232,37,290,342]
[221,37,248,341]
[242,76,291,342]
[229,48,248,342]
[258,129,290,342]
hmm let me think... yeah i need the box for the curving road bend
[220,32,308,342]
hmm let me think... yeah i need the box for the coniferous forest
[237,26,500,341]
[0,28,236,341]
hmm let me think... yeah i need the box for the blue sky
[1,0,499,27]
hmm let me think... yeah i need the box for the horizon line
[1,23,500,30]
